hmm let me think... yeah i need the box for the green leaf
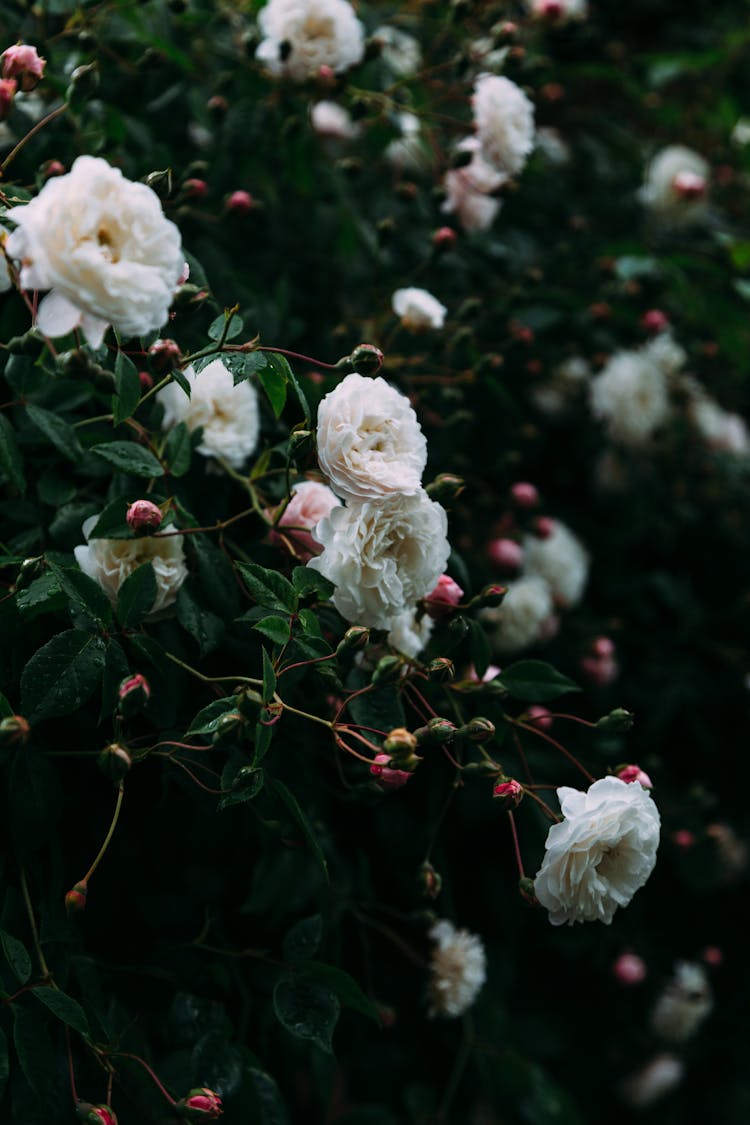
[87,497,135,539]
[282,915,322,963]
[13,1004,56,1098]
[272,976,339,1054]
[20,629,107,723]
[254,615,292,646]
[262,649,277,704]
[0,1027,8,1102]
[112,350,142,425]
[32,985,90,1037]
[163,421,192,477]
[497,660,581,703]
[253,718,274,765]
[92,441,164,478]
[295,962,380,1023]
[176,585,226,655]
[188,697,242,736]
[15,572,67,620]
[292,567,335,601]
[0,930,32,984]
[0,413,26,491]
[247,1068,289,1125]
[467,618,491,680]
[116,562,157,627]
[208,309,244,342]
[169,366,192,398]
[26,403,84,462]
[47,560,114,630]
[271,352,310,424]
[217,762,264,809]
[236,562,298,613]
[0,692,12,719]
[258,358,288,418]
[271,779,328,881]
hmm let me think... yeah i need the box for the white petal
[36,290,82,339]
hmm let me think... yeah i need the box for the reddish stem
[109,1051,176,1105]
[510,718,595,783]
[507,811,526,880]
[65,1027,79,1105]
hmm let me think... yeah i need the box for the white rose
[427,920,487,1019]
[392,286,447,331]
[316,371,427,500]
[589,348,670,446]
[5,156,184,348]
[621,1055,684,1110]
[387,606,434,659]
[534,776,661,926]
[442,137,505,234]
[480,576,553,654]
[74,515,188,614]
[689,395,749,456]
[651,961,713,1042]
[472,74,535,176]
[522,520,589,607]
[384,112,431,174]
[373,26,421,77]
[643,331,686,376]
[311,100,358,140]
[157,359,260,470]
[270,479,341,561]
[639,145,709,223]
[256,0,364,82]
[309,491,450,630]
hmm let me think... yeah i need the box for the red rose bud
[487,537,523,572]
[534,516,555,540]
[76,1105,118,1125]
[183,178,208,199]
[616,764,653,789]
[43,159,66,178]
[672,828,695,850]
[65,881,88,915]
[425,657,455,682]
[0,77,17,119]
[98,742,132,781]
[641,308,670,334]
[139,370,154,390]
[0,714,31,747]
[349,343,384,375]
[226,190,254,214]
[117,673,151,717]
[613,952,647,986]
[177,1088,223,1120]
[424,574,464,619]
[148,338,182,370]
[702,946,723,967]
[458,716,495,743]
[418,860,443,900]
[126,499,162,533]
[510,481,539,508]
[539,0,563,18]
[493,778,523,807]
[591,635,615,659]
[433,226,457,249]
[1,44,46,91]
[525,704,553,731]
[370,753,412,790]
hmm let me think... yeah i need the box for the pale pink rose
[270,480,341,561]
[424,573,464,619]
[1,44,45,91]
[617,764,653,789]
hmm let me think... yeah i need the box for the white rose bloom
[392,287,447,331]
[690,395,749,456]
[522,521,589,607]
[472,74,535,177]
[639,145,710,224]
[480,576,553,654]
[309,491,450,630]
[535,126,572,166]
[5,156,184,348]
[256,0,364,82]
[0,246,11,293]
[157,359,260,470]
[316,371,427,500]
[387,606,434,659]
[643,332,686,376]
[526,0,588,21]
[621,1055,684,1110]
[373,25,421,76]
[442,137,505,234]
[651,962,713,1042]
[427,920,487,1019]
[532,355,590,416]
[384,112,431,174]
[731,117,750,147]
[74,515,188,614]
[534,777,661,926]
[311,100,359,140]
[589,349,670,446]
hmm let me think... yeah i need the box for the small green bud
[519,877,538,905]
[425,657,455,682]
[231,765,262,792]
[425,473,465,504]
[418,861,442,900]
[426,717,458,745]
[6,332,44,357]
[336,626,370,657]
[66,63,99,107]
[596,708,635,733]
[14,557,43,591]
[372,655,403,685]
[472,584,508,609]
[98,742,132,781]
[457,716,496,744]
[236,688,263,719]
[143,168,173,200]
[0,715,31,749]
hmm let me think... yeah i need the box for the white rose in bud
[256,0,364,82]
[309,491,450,630]
[316,372,427,500]
[392,286,447,331]
[534,777,660,926]
[157,359,260,470]
[74,515,188,614]
[472,74,535,176]
[5,156,184,348]
[522,520,589,607]
[639,145,710,223]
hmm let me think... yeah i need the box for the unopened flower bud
[493,778,523,807]
[372,655,403,685]
[2,44,46,91]
[425,473,465,504]
[126,500,162,533]
[76,1105,117,1125]
[595,708,634,733]
[424,574,464,619]
[616,764,653,789]
[183,178,208,199]
[473,584,508,609]
[236,687,263,718]
[418,861,442,900]
[673,170,706,200]
[534,516,555,540]
[510,481,539,508]
[457,716,495,743]
[613,952,647,986]
[0,77,16,119]
[212,711,246,745]
[336,626,370,657]
[641,309,670,334]
[425,657,455,682]
[207,94,228,116]
[525,705,552,731]
[349,343,385,375]
[98,742,132,781]
[369,753,412,790]
[672,829,695,850]
[539,0,563,18]
[383,727,418,757]
[433,226,457,249]
[117,673,151,717]
[142,167,172,199]
[426,717,457,745]
[65,881,88,915]
[487,538,523,572]
[287,428,314,460]
[139,371,154,391]
[226,190,254,215]
[176,1088,223,1120]
[519,876,538,905]
[148,338,181,370]
[591,635,615,659]
[0,714,31,747]
[702,946,723,967]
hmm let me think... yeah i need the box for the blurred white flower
[442,137,505,233]
[472,74,535,176]
[621,1054,685,1109]
[74,516,187,614]
[373,25,421,76]
[309,491,450,630]
[535,126,571,166]
[5,155,184,348]
[731,118,750,147]
[256,0,364,82]
[525,0,588,21]
[589,349,670,446]
[384,111,431,173]
[651,962,713,1042]
[689,394,749,456]
[427,920,486,1018]
[534,777,660,926]
[643,331,686,376]
[522,520,589,607]
[316,371,427,500]
[532,355,590,416]
[387,606,434,659]
[640,145,710,224]
[311,99,358,139]
[480,576,554,654]
[157,359,260,470]
[392,286,447,331]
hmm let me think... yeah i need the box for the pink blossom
[226,190,254,214]
[672,829,696,850]
[614,952,647,985]
[617,764,653,789]
[493,778,523,805]
[268,480,341,562]
[510,481,539,507]
[424,573,464,618]
[0,77,16,119]
[580,653,619,686]
[126,500,163,533]
[641,309,670,334]
[487,537,523,572]
[526,705,553,731]
[370,753,411,790]
[1,44,45,91]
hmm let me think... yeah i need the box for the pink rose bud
[226,190,254,214]
[510,481,539,508]
[493,778,523,806]
[487,537,524,572]
[370,753,412,791]
[1,44,46,91]
[617,764,652,789]
[526,705,553,731]
[118,673,151,719]
[207,94,228,115]
[139,371,154,390]
[43,159,65,179]
[76,1104,118,1125]
[534,515,556,540]
[318,64,335,82]
[591,635,615,659]
[0,714,31,747]
[126,500,163,533]
[497,20,518,39]
[702,946,723,967]
[178,1089,223,1120]
[0,77,17,119]
[540,0,563,18]
[580,654,619,686]
[424,573,464,619]
[148,338,182,369]
[418,860,442,900]
[672,829,695,850]
[433,226,457,249]
[468,663,502,683]
[268,480,340,562]
[65,881,88,915]
[613,952,647,986]
[184,178,208,199]
[673,170,706,200]
[348,342,385,375]
[641,308,670,334]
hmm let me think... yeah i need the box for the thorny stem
[82,781,125,884]
[19,867,51,980]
